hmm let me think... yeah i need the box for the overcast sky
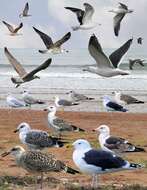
[0,0,147,49]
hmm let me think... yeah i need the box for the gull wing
[4,47,27,77]
[23,58,52,79]
[14,23,23,33]
[64,7,85,25]
[109,38,133,68]
[88,34,113,69]
[2,21,14,33]
[82,3,94,24]
[118,2,128,10]
[33,27,53,49]
[23,2,29,15]
[54,32,71,47]
[114,13,125,36]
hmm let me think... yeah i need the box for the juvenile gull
[6,94,27,108]
[21,90,45,107]
[2,21,23,36]
[112,91,144,105]
[72,139,142,188]
[84,34,131,77]
[1,146,79,189]
[54,96,79,108]
[103,95,128,112]
[44,106,85,135]
[65,3,99,31]
[66,90,94,102]
[129,59,145,70]
[109,3,133,36]
[94,125,145,154]
[14,122,67,150]
[19,2,31,18]
[4,47,52,87]
[33,27,71,54]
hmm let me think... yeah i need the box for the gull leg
[40,172,44,190]
[91,174,95,188]
[94,174,99,189]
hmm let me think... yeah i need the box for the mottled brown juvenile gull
[2,21,23,35]
[4,47,52,87]
[109,3,133,36]
[19,2,31,18]
[84,34,131,77]
[129,59,145,70]
[1,146,79,189]
[33,27,71,54]
[94,125,145,154]
[112,91,144,105]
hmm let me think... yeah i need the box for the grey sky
[0,0,147,49]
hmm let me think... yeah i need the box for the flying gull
[4,47,52,87]
[33,27,71,54]
[72,139,142,188]
[83,34,131,77]
[103,95,128,112]
[44,106,85,136]
[21,90,45,107]
[66,90,94,102]
[112,91,144,105]
[137,37,143,45]
[54,95,79,108]
[6,94,27,108]
[109,3,133,36]
[19,2,31,18]
[1,146,79,189]
[129,59,145,70]
[65,3,100,31]
[2,21,23,36]
[94,125,145,154]
[14,122,67,150]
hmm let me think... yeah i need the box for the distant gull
[33,27,71,54]
[65,3,100,31]
[44,106,85,135]
[54,95,79,108]
[2,21,23,36]
[14,122,67,150]
[112,91,144,105]
[4,47,52,87]
[103,95,128,112]
[6,94,27,108]
[19,2,31,18]
[137,37,143,45]
[109,3,133,36]
[129,59,145,70]
[21,90,45,107]
[66,90,94,102]
[2,146,79,189]
[94,125,145,154]
[72,139,142,188]
[83,34,130,77]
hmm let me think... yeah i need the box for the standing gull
[33,27,71,54]
[44,106,85,135]
[65,3,99,31]
[72,139,142,188]
[6,94,27,108]
[1,146,79,189]
[14,122,67,150]
[94,125,145,154]
[112,91,144,105]
[2,21,23,36]
[4,47,52,87]
[84,34,131,77]
[129,59,145,70]
[109,3,133,36]
[66,90,94,102]
[103,95,128,112]
[54,96,79,108]
[19,2,31,18]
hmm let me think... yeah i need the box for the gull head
[1,146,25,158]
[14,122,31,133]
[95,124,110,135]
[66,90,74,95]
[62,48,69,53]
[112,91,120,96]
[128,9,134,13]
[72,139,91,150]
[103,95,111,101]
[44,105,56,112]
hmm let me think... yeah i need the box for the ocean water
[0,48,147,94]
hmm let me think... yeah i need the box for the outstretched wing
[118,2,128,10]
[2,21,14,33]
[82,3,94,24]
[54,32,71,47]
[113,13,125,36]
[33,27,53,49]
[109,38,133,68]
[14,23,23,33]
[23,2,29,15]
[4,47,27,77]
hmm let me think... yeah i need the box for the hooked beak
[1,151,11,157]
[14,129,19,133]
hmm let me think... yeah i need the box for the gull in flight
[33,27,71,54]
[19,2,31,18]
[65,3,100,31]
[129,59,145,70]
[109,2,133,36]
[4,47,52,87]
[84,34,131,77]
[2,21,23,36]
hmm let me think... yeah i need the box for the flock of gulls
[1,2,146,189]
